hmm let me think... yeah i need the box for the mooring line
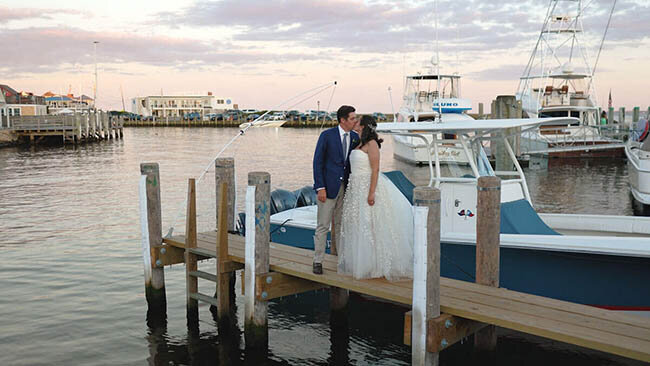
[165,81,338,238]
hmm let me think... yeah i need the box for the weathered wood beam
[255,272,327,301]
[404,312,487,352]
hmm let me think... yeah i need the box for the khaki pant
[313,185,345,264]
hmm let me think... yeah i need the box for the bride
[338,115,414,281]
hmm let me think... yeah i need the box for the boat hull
[269,223,650,313]
[625,142,650,212]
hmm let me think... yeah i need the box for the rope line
[165,81,338,238]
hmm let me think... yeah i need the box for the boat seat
[501,199,560,235]
[383,170,415,204]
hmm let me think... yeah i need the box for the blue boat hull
[270,223,650,311]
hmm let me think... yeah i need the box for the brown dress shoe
[313,262,323,275]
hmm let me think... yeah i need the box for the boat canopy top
[406,74,461,80]
[377,117,579,136]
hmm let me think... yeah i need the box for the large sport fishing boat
[392,68,474,165]
[515,0,623,157]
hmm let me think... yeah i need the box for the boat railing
[520,124,629,154]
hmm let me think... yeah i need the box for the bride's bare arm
[367,140,380,206]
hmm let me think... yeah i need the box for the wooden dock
[9,112,123,144]
[161,231,650,362]
[138,161,650,364]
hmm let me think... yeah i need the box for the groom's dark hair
[337,105,355,123]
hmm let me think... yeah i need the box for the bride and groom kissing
[312,105,414,280]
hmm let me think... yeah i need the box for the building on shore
[43,92,94,114]
[131,92,236,118]
[0,84,47,119]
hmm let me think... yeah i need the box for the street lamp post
[93,41,99,111]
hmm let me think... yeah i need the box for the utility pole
[93,41,99,111]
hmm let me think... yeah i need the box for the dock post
[185,178,199,325]
[214,157,236,328]
[633,107,640,123]
[139,163,167,321]
[475,176,501,352]
[244,172,270,353]
[619,107,626,127]
[608,107,615,125]
[494,96,517,171]
[412,186,441,366]
[478,102,484,117]
[215,158,236,232]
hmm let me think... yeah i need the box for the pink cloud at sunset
[1,0,648,113]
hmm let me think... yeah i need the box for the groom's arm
[313,132,327,195]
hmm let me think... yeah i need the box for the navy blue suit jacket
[313,127,360,199]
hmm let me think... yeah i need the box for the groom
[312,105,359,274]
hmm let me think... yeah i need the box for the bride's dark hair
[359,115,384,149]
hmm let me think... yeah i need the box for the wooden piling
[608,107,615,125]
[493,96,518,171]
[139,163,167,318]
[478,103,484,117]
[633,107,640,123]
[216,182,234,327]
[213,158,237,326]
[475,176,501,351]
[244,172,270,352]
[185,178,199,324]
[215,158,236,232]
[619,107,626,127]
[413,186,441,366]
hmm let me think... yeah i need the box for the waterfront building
[0,84,47,120]
[131,92,236,118]
[44,92,93,114]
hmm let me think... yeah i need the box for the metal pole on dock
[185,178,199,324]
[475,176,501,351]
[139,163,167,319]
[412,186,441,366]
[214,157,236,327]
[244,172,270,352]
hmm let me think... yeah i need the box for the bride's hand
[367,192,375,206]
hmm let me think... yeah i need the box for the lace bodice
[349,149,372,175]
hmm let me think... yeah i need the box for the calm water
[0,127,642,365]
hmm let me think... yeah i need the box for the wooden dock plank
[163,232,650,362]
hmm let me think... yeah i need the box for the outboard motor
[270,189,298,214]
[294,186,317,207]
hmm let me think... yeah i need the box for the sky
[1,0,648,113]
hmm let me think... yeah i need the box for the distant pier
[2,112,123,145]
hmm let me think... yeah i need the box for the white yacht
[515,0,622,157]
[392,72,474,165]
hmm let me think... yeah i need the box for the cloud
[0,6,88,24]
[0,27,320,74]
[466,64,525,81]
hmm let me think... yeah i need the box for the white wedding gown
[338,149,414,281]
